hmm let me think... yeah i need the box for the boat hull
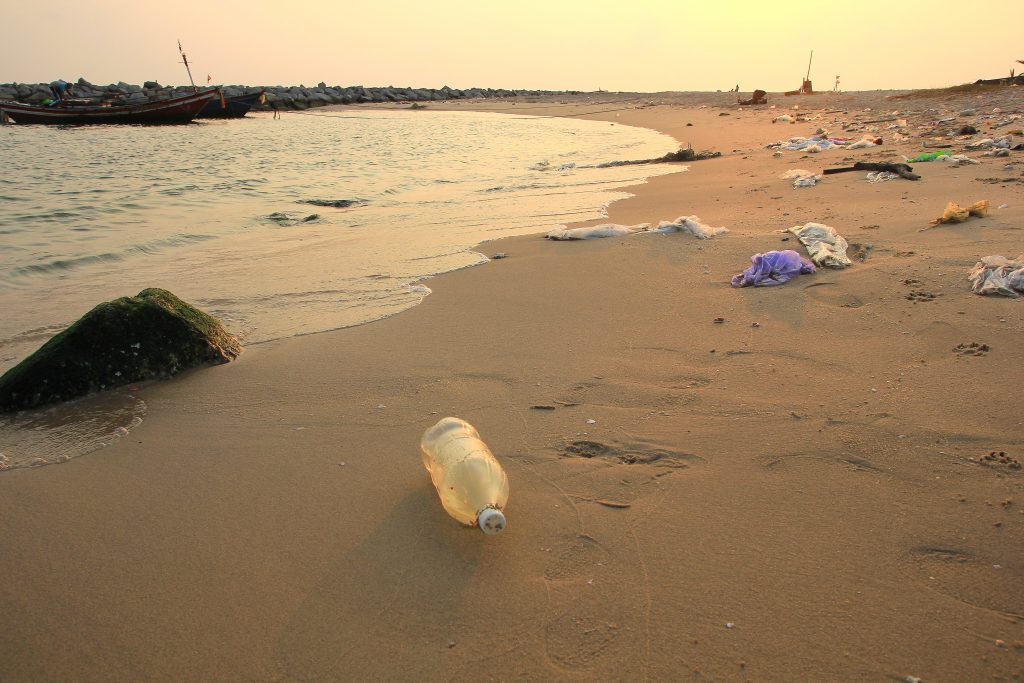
[196,91,264,119]
[0,90,220,125]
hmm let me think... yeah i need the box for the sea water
[0,108,679,467]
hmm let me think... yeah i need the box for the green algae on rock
[0,288,242,413]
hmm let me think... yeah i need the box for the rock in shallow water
[0,288,242,413]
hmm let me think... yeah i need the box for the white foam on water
[0,390,146,470]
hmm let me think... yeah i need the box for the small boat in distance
[0,89,220,125]
[196,90,265,118]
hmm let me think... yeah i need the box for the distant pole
[806,50,814,81]
[178,40,198,93]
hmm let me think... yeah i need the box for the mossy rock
[0,288,242,413]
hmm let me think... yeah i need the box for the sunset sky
[3,0,1021,92]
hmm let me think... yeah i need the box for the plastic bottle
[420,417,509,535]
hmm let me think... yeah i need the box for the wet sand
[1,89,1022,681]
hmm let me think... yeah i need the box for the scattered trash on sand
[823,161,920,181]
[774,135,845,152]
[597,146,720,167]
[937,154,980,166]
[652,215,729,239]
[547,215,728,241]
[781,169,822,188]
[788,223,852,268]
[968,255,1024,297]
[926,200,989,227]
[847,136,883,149]
[773,114,794,124]
[865,171,899,183]
[546,223,645,240]
[966,137,1012,150]
[907,151,951,162]
[731,250,816,287]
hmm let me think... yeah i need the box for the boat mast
[178,41,198,93]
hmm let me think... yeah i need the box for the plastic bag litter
[966,137,1011,150]
[866,171,899,183]
[931,200,989,225]
[788,223,852,268]
[652,215,729,239]
[731,250,816,287]
[907,151,951,162]
[779,136,844,151]
[546,223,647,240]
[969,255,1024,297]
[847,136,883,149]
[773,114,794,124]
[782,169,821,188]
[936,154,980,166]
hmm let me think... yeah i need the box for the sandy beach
[2,88,1023,681]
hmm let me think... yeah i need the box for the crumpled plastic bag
[847,136,883,149]
[652,215,728,239]
[966,136,1011,150]
[936,154,980,166]
[782,169,821,188]
[547,215,728,241]
[932,200,989,225]
[865,171,899,183]
[968,255,1024,297]
[787,222,852,268]
[907,151,951,162]
[546,223,647,240]
[779,135,843,151]
[731,250,816,287]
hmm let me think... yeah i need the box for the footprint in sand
[803,282,865,308]
[905,290,938,303]
[561,439,696,467]
[541,534,643,673]
[907,544,1024,618]
[544,534,611,581]
[953,342,989,357]
[975,450,1021,471]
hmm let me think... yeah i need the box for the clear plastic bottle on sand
[420,417,509,535]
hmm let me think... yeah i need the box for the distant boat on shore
[196,90,265,118]
[0,89,219,125]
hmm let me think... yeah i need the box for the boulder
[0,288,242,413]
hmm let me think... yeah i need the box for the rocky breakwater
[0,78,570,111]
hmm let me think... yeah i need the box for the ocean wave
[11,252,124,276]
[123,233,217,256]
[8,233,216,278]
[297,198,364,208]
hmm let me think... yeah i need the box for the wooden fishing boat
[0,89,220,125]
[196,90,265,118]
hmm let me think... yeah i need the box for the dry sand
[2,89,1023,681]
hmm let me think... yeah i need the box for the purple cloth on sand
[731,250,816,287]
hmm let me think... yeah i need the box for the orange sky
[2,1,1022,91]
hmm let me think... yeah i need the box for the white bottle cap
[477,508,506,536]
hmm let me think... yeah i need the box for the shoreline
[1,91,1022,681]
